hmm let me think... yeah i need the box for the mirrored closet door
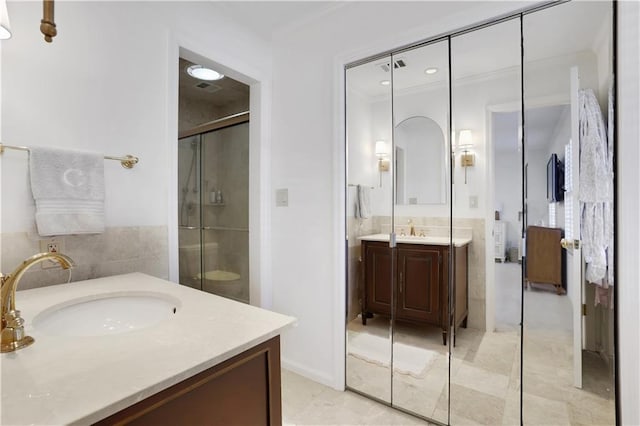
[345,2,616,424]
[390,40,451,424]
[345,54,394,404]
[449,17,522,425]
[522,2,616,424]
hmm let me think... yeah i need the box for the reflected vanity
[345,1,616,425]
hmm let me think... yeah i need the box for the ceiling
[347,1,610,99]
[179,58,249,109]
[216,1,346,40]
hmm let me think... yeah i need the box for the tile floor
[282,369,433,425]
[334,262,615,425]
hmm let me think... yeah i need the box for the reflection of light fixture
[375,140,390,187]
[424,67,438,75]
[380,80,390,86]
[0,0,12,40]
[457,130,475,184]
[186,64,224,81]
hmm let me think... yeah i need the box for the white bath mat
[347,331,437,377]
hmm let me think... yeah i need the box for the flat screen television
[547,153,564,202]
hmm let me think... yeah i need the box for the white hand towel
[29,146,105,236]
[356,185,371,219]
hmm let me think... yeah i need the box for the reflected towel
[29,146,105,236]
[355,185,371,219]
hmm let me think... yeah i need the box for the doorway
[177,56,251,303]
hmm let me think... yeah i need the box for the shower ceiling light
[186,65,224,81]
[0,0,11,40]
[425,67,438,75]
[380,80,390,86]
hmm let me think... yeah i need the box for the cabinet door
[396,247,440,324]
[364,243,393,315]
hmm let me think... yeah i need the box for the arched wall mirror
[395,116,448,205]
[345,1,616,424]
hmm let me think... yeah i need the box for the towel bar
[0,143,139,169]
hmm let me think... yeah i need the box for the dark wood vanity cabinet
[361,241,469,345]
[95,336,282,426]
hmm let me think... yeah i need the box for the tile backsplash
[1,226,168,290]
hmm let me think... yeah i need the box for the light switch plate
[39,238,65,269]
[276,188,288,207]
[469,195,478,208]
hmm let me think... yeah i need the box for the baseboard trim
[281,358,338,390]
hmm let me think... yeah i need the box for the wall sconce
[375,140,390,187]
[457,130,474,184]
[0,0,11,40]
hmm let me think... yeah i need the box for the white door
[565,67,583,389]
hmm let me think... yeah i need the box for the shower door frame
[178,112,251,301]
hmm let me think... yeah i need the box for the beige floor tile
[522,392,571,425]
[451,362,510,399]
[502,389,521,425]
[283,369,435,426]
[446,383,506,425]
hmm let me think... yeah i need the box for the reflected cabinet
[345,1,616,424]
[361,240,469,345]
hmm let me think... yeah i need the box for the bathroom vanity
[0,273,295,425]
[359,235,470,345]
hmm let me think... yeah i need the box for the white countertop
[358,233,472,247]
[1,273,296,426]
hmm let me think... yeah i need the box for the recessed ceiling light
[186,65,224,81]
[425,67,438,75]
[380,80,390,86]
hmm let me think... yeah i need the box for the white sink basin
[32,292,180,337]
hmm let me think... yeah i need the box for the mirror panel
[390,40,450,424]
[450,18,523,425]
[523,2,615,424]
[345,55,394,403]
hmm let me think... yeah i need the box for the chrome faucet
[1,252,75,353]
[408,219,416,236]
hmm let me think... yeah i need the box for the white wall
[1,1,271,234]
[617,1,640,424]
[270,0,538,388]
[494,149,522,250]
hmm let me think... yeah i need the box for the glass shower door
[177,121,250,304]
[178,134,202,290]
[200,122,250,303]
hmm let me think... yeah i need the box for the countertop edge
[76,325,292,425]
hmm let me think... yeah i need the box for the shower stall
[178,113,250,303]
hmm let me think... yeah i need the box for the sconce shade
[0,0,11,40]
[375,140,388,157]
[457,129,473,150]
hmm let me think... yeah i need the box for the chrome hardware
[1,252,75,353]
[561,238,581,250]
